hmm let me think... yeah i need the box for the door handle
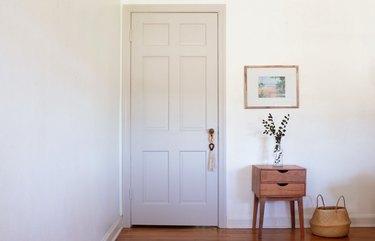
[208,128,215,151]
[208,128,215,171]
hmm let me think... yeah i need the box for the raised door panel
[179,151,207,204]
[142,57,170,130]
[179,23,206,46]
[180,57,207,131]
[142,151,170,204]
[143,23,169,46]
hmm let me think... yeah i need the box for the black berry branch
[262,113,290,143]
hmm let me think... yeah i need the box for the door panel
[180,56,207,130]
[179,151,207,203]
[143,151,170,203]
[131,12,218,226]
[142,56,169,130]
[179,23,207,46]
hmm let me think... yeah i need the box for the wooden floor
[116,227,375,241]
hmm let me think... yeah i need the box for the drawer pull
[278,170,288,173]
[277,183,289,187]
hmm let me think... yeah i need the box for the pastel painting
[258,76,286,98]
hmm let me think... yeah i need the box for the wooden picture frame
[244,65,299,109]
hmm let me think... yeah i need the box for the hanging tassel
[208,133,215,171]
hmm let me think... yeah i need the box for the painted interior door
[130,12,218,226]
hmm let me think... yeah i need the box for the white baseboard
[101,216,123,241]
[227,214,375,228]
[350,214,375,227]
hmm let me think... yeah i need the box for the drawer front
[261,170,306,183]
[260,183,305,197]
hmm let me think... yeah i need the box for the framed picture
[244,65,299,109]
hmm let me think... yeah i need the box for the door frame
[122,4,226,228]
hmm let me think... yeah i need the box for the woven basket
[310,195,351,238]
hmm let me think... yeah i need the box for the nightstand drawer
[260,183,305,197]
[261,170,306,183]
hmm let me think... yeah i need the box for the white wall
[0,1,121,240]
[226,0,375,228]
[123,0,375,228]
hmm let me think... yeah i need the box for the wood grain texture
[260,183,305,197]
[252,165,306,197]
[252,165,307,237]
[261,170,306,183]
[252,165,305,170]
[116,227,375,241]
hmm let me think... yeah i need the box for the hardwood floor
[116,227,375,241]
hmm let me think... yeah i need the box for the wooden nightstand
[252,165,306,237]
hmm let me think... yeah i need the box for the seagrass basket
[310,194,351,238]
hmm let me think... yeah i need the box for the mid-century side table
[252,165,306,237]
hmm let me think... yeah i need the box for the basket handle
[316,194,326,208]
[336,195,346,209]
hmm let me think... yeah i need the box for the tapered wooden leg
[258,198,266,238]
[252,195,259,229]
[290,200,296,229]
[297,197,305,237]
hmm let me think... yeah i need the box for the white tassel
[208,150,215,171]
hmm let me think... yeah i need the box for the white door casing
[130,12,218,225]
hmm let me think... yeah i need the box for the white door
[130,13,218,226]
